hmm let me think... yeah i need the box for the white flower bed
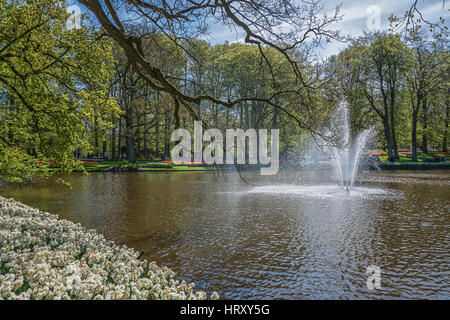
[0,196,218,300]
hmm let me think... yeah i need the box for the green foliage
[0,146,47,183]
[1,1,448,181]
[333,31,448,158]
[0,0,120,183]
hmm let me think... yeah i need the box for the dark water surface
[1,170,449,299]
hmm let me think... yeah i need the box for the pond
[1,170,449,299]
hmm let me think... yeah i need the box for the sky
[71,0,449,58]
[204,0,449,58]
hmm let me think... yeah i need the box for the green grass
[43,150,450,174]
[142,165,212,171]
[76,160,213,172]
[378,155,420,162]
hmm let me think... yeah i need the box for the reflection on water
[1,170,449,299]
[241,185,398,199]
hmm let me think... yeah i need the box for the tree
[78,0,343,138]
[389,0,448,37]
[0,0,119,182]
[406,32,448,161]
[443,93,449,153]
[340,33,410,161]
[109,33,187,162]
[331,51,377,141]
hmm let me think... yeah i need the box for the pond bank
[376,162,450,170]
[0,196,218,300]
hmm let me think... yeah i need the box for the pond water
[1,170,449,299]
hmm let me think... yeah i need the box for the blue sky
[203,0,449,57]
[71,0,449,57]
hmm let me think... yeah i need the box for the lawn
[43,150,450,174]
[79,160,214,172]
[368,150,450,163]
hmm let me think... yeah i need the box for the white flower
[0,196,217,300]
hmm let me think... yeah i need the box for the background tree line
[95,30,448,163]
[0,0,448,183]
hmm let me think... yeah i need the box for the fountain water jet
[240,101,379,199]
[325,101,373,190]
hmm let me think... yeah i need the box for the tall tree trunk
[143,113,147,160]
[272,107,278,129]
[155,105,160,156]
[383,116,394,161]
[213,105,218,127]
[125,106,136,163]
[111,121,116,160]
[102,139,107,158]
[94,117,99,156]
[239,105,243,128]
[377,66,395,161]
[118,118,122,159]
[421,99,428,153]
[136,114,141,159]
[443,103,449,153]
[251,100,257,129]
[388,67,399,160]
[164,114,170,157]
[173,97,180,129]
[390,100,399,160]
[244,103,250,129]
[411,108,419,162]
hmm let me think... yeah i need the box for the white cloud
[319,0,449,57]
[203,0,449,57]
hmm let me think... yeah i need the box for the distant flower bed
[0,197,218,300]
[35,162,59,165]
[35,161,99,165]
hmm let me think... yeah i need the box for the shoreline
[92,163,450,172]
[375,162,450,170]
[0,196,218,300]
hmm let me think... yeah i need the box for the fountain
[325,101,373,190]
[240,101,384,199]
